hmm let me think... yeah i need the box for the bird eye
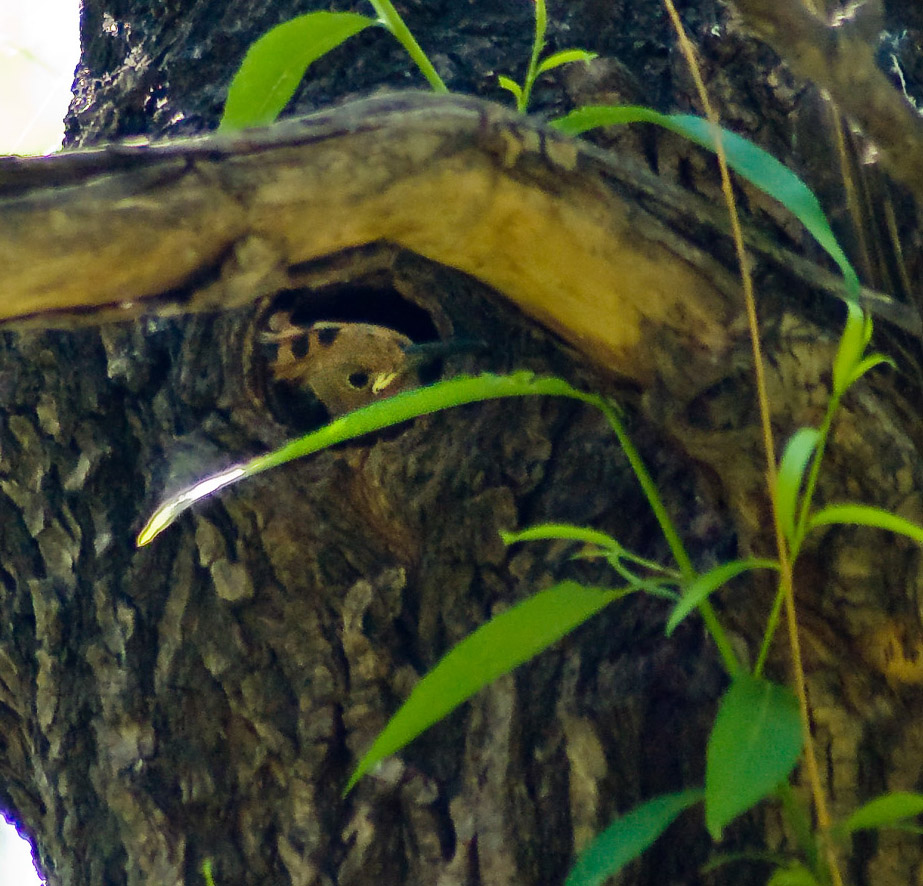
[290,335,310,360]
[315,325,340,346]
[347,371,370,389]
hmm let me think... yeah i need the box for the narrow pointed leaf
[497,75,523,102]
[534,0,548,43]
[501,525,680,596]
[666,559,778,635]
[776,428,820,544]
[138,372,596,545]
[565,789,703,886]
[767,863,822,886]
[841,791,923,834]
[706,675,802,840]
[832,301,869,395]
[220,12,376,131]
[536,49,598,75]
[552,106,859,298]
[841,353,895,392]
[201,859,217,886]
[807,504,923,545]
[346,581,629,793]
[501,523,621,550]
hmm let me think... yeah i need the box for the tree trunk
[2,2,923,885]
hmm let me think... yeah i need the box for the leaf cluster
[169,3,923,884]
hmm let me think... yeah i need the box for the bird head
[261,316,482,416]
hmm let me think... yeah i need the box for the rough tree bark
[1,2,923,885]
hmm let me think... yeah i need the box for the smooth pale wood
[0,93,738,384]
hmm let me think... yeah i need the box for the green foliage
[344,581,630,793]
[806,503,923,544]
[775,428,820,546]
[839,791,923,834]
[833,301,884,395]
[497,0,596,113]
[201,859,216,886]
[665,559,778,636]
[365,0,447,93]
[502,522,682,596]
[219,0,593,130]
[565,790,704,885]
[190,4,923,882]
[219,12,376,131]
[767,863,823,886]
[137,373,594,546]
[552,105,860,299]
[705,676,802,840]
[137,306,923,882]
[219,0,446,132]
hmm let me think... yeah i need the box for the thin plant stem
[594,397,741,677]
[518,0,548,112]
[754,394,839,674]
[754,583,785,678]
[777,782,821,875]
[661,2,843,883]
[592,398,693,576]
[794,393,841,553]
[369,0,447,93]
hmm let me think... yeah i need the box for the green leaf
[841,791,923,834]
[536,49,598,76]
[665,559,778,636]
[807,504,923,545]
[776,427,820,544]
[219,12,376,131]
[565,789,703,886]
[551,106,860,299]
[501,523,621,549]
[137,373,598,546]
[838,353,895,394]
[497,74,524,102]
[345,581,629,793]
[502,524,681,596]
[706,675,802,840]
[534,0,548,45]
[767,863,822,886]
[832,301,871,395]
[777,781,820,872]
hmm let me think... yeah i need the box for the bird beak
[401,337,486,367]
[371,371,401,393]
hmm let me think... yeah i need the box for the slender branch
[663,2,843,883]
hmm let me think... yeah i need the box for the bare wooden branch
[1,93,742,385]
[3,92,916,389]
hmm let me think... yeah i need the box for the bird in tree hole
[261,313,483,417]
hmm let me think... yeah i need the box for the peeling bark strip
[4,92,915,386]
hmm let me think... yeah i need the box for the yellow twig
[660,2,843,883]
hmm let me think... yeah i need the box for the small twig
[661,2,844,883]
